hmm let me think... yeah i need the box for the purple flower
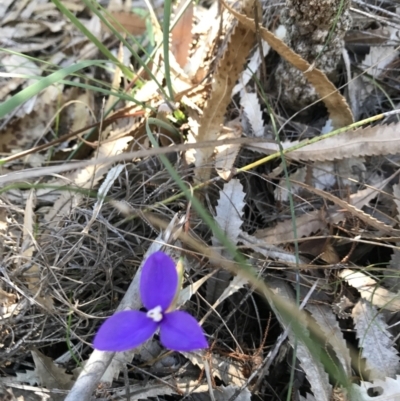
[93,251,208,352]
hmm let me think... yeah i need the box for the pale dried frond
[194,0,256,182]
[306,304,352,377]
[232,40,272,96]
[207,179,246,304]
[247,123,400,162]
[215,122,242,180]
[269,279,332,401]
[240,91,265,138]
[352,299,400,380]
[340,269,400,312]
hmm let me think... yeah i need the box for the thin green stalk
[162,0,174,99]
[237,110,400,173]
[269,113,300,401]
[0,183,99,199]
[0,48,58,69]
[314,0,346,63]
[81,0,170,101]
[0,60,104,120]
[363,75,400,122]
[252,70,301,400]
[66,310,82,368]
[0,50,150,106]
[145,118,243,262]
[0,72,149,107]
[47,88,63,163]
[58,80,149,106]
[51,0,133,80]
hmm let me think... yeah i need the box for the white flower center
[146,305,163,322]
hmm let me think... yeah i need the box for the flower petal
[93,311,157,352]
[160,311,208,351]
[140,251,178,311]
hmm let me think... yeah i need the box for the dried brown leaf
[299,395,317,401]
[239,231,301,264]
[104,11,147,35]
[362,24,399,80]
[221,0,353,128]
[274,166,307,202]
[350,172,397,211]
[254,209,327,245]
[211,274,249,308]
[291,179,400,236]
[112,377,238,398]
[31,350,73,390]
[68,90,95,138]
[384,183,400,291]
[105,43,124,112]
[113,380,176,398]
[0,0,13,20]
[192,385,251,401]
[195,0,256,182]
[178,271,215,307]
[2,21,47,38]
[4,349,73,390]
[171,2,193,68]
[385,249,400,292]
[233,40,272,96]
[0,85,64,152]
[394,183,400,217]
[184,3,220,80]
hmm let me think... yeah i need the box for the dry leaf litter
[1,0,400,400]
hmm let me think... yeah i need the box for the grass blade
[0,60,102,120]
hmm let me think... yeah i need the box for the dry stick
[0,108,145,165]
[0,138,261,185]
[203,359,216,401]
[352,0,400,19]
